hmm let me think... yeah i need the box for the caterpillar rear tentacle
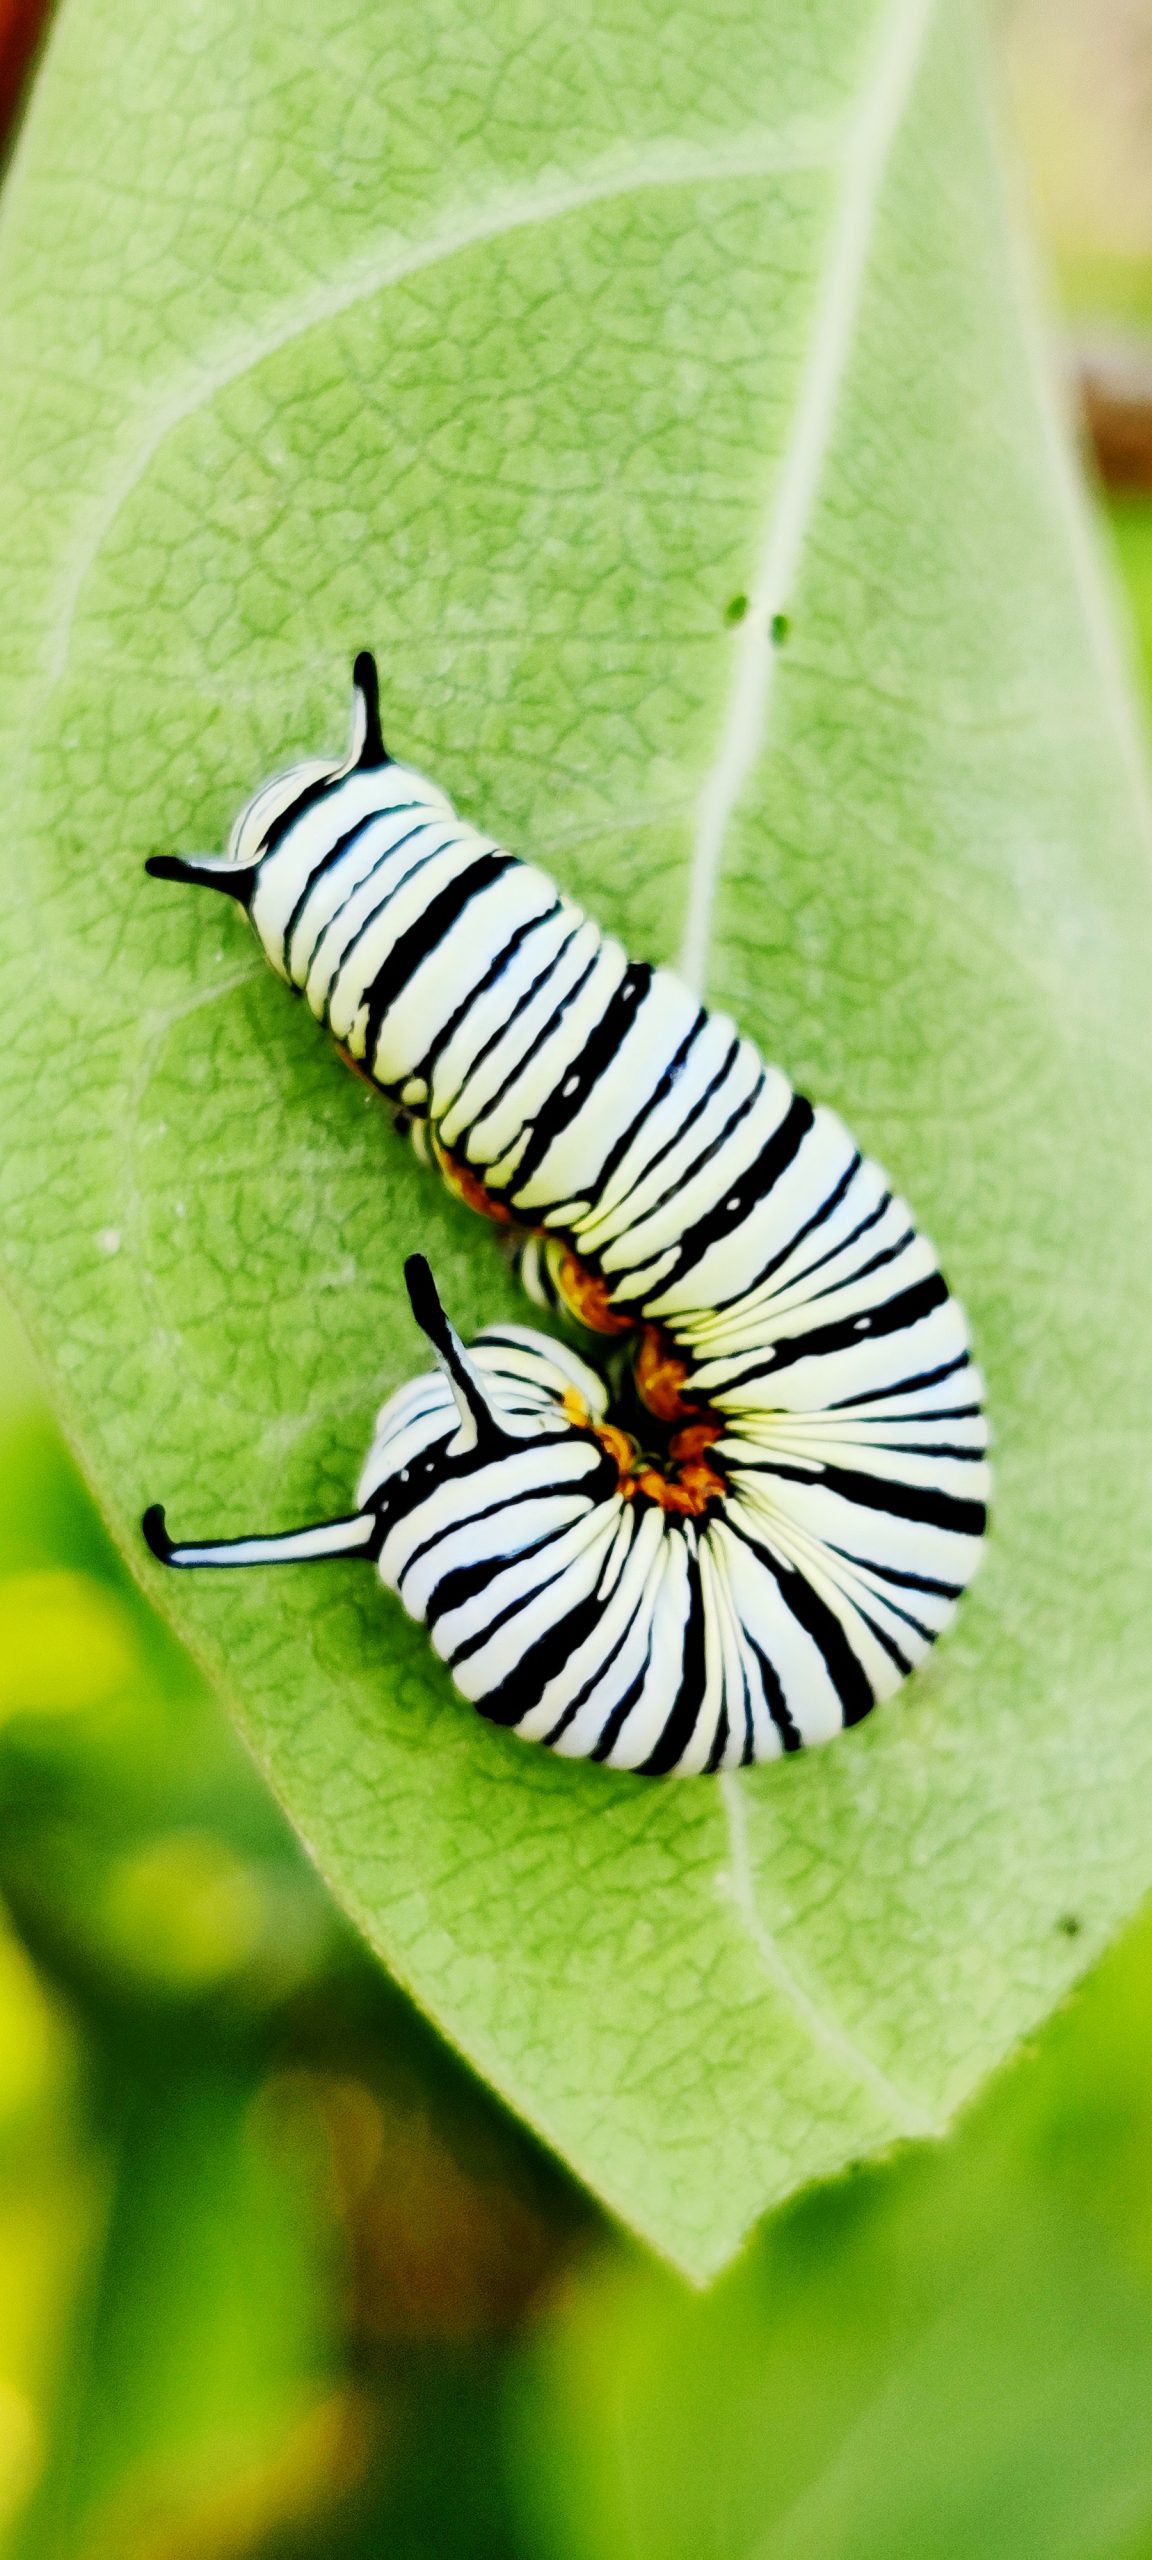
[142,1503,378,1571]
[142,656,990,1777]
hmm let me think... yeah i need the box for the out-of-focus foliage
[1111,502,1152,693]
[0,1310,584,2558]
[510,1887,1152,2560]
[1006,0,1152,326]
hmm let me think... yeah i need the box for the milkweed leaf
[0,0,1150,2275]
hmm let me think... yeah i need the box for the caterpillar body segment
[144,660,990,1775]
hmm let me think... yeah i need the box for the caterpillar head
[229,650,390,880]
[144,652,408,907]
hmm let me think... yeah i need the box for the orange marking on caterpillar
[590,1412,726,1517]
[432,1138,519,1227]
[554,1251,636,1336]
[634,1327,705,1423]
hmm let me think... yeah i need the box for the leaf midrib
[678,0,937,990]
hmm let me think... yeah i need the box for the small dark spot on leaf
[771,611,791,646]
[725,594,748,624]
[1057,1912,1083,1938]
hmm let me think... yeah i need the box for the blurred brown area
[256,2068,571,2351]
[1079,342,1152,493]
[1006,0,1152,492]
[0,0,50,160]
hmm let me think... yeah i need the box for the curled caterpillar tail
[144,661,991,1774]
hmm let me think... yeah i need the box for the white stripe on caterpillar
[143,655,989,1776]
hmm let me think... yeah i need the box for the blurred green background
[2,4,1152,2553]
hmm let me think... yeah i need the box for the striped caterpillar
[142,655,989,1777]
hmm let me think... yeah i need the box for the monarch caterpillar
[142,655,989,1776]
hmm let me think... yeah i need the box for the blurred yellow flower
[0,1923,73,2131]
[0,1573,137,1720]
[0,2378,41,2532]
[99,1834,270,1990]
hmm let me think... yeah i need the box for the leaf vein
[719,1771,936,2137]
[678,0,939,993]
[41,119,844,706]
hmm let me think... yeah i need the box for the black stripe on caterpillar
[142,654,989,1777]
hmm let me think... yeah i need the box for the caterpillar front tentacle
[142,656,990,1776]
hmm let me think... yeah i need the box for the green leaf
[0,0,1150,2279]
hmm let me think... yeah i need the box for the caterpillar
[142,653,989,1776]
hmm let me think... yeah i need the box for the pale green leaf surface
[0,0,1150,2277]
